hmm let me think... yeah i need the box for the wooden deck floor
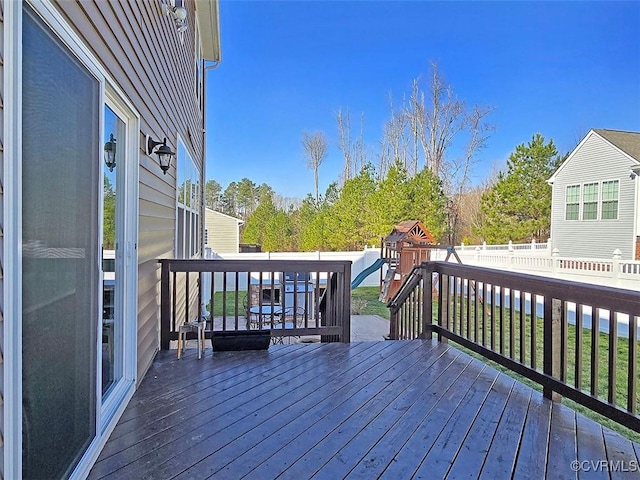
[89,340,640,479]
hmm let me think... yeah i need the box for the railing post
[160,260,171,350]
[422,265,433,339]
[389,310,398,340]
[543,297,563,401]
[551,248,560,275]
[342,262,351,343]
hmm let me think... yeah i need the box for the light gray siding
[0,1,4,475]
[54,1,205,380]
[205,209,241,253]
[550,132,637,259]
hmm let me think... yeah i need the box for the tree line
[204,63,565,251]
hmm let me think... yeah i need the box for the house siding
[550,132,637,259]
[0,0,4,476]
[52,0,205,380]
[205,209,241,253]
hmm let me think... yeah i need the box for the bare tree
[302,131,328,203]
[337,110,369,182]
[336,109,353,182]
[380,94,411,177]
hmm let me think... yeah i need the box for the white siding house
[204,208,243,253]
[548,129,640,259]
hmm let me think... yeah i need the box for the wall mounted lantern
[146,135,175,175]
[104,133,116,172]
[162,0,188,34]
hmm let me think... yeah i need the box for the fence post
[613,249,622,286]
[482,241,487,251]
[551,248,560,275]
[509,245,515,269]
[475,246,481,265]
[531,238,536,250]
[543,297,563,402]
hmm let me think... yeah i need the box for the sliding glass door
[22,7,99,478]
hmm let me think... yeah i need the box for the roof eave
[196,0,221,62]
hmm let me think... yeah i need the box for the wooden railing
[388,261,640,433]
[159,259,352,348]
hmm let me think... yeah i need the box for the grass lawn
[351,286,390,319]
[208,287,391,319]
[208,291,247,317]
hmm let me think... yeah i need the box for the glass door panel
[102,106,125,398]
[22,6,99,478]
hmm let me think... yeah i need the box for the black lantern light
[146,135,175,175]
[104,133,117,172]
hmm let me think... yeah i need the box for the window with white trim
[582,182,598,220]
[176,139,201,258]
[565,185,580,220]
[601,180,619,220]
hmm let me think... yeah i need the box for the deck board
[478,382,532,480]
[89,340,640,480]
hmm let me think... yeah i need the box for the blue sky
[205,1,640,199]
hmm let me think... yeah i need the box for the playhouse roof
[384,220,436,246]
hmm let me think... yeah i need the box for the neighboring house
[548,129,640,259]
[2,1,220,478]
[204,208,244,253]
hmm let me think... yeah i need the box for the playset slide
[351,258,387,289]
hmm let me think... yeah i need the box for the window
[582,182,598,220]
[176,139,202,258]
[565,185,580,220]
[602,180,619,220]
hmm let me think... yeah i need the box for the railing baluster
[439,274,448,344]
[576,304,584,389]
[509,288,515,359]
[519,290,526,364]
[531,295,537,370]
[499,286,505,355]
[172,271,177,334]
[466,279,471,341]
[629,315,638,414]
[222,272,227,330]
[185,272,190,327]
[490,284,500,352]
[452,275,458,335]
[608,309,617,405]
[234,271,239,331]
[210,271,215,329]
[561,301,568,384]
[473,280,479,343]
[591,307,599,396]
